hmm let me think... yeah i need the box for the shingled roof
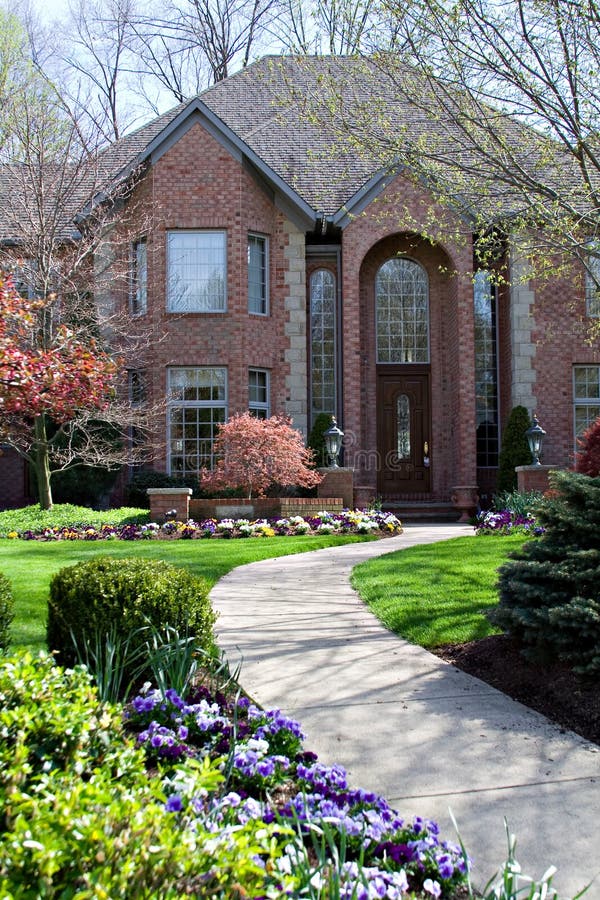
[100,54,583,222]
[1,55,583,240]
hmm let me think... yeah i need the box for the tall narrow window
[397,394,411,459]
[128,369,146,405]
[248,234,268,315]
[167,231,226,312]
[167,367,227,476]
[131,238,147,316]
[310,268,337,421]
[474,271,499,467]
[585,247,600,317]
[574,365,600,445]
[376,258,429,363]
[249,369,270,418]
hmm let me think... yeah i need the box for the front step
[381,501,459,522]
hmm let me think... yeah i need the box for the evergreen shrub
[308,412,334,468]
[0,572,14,651]
[47,557,216,679]
[496,405,532,493]
[493,470,600,673]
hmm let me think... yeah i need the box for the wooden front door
[377,371,431,495]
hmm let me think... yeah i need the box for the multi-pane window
[248,234,268,315]
[574,365,600,444]
[167,367,227,476]
[376,258,429,363]
[167,231,226,312]
[474,271,500,467]
[585,249,600,317]
[131,238,147,316]
[310,269,337,421]
[249,369,270,418]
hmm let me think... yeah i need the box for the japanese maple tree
[0,272,117,509]
[575,417,600,478]
[199,412,322,499]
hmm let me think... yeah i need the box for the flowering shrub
[3,509,403,541]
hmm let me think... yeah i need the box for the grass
[1,533,375,651]
[0,504,149,535]
[351,532,528,648]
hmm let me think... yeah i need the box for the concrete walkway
[210,524,600,898]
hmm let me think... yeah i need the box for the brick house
[1,56,599,513]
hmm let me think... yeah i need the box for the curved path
[210,524,600,897]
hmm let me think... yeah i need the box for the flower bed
[4,509,402,541]
[474,509,545,536]
[124,681,469,898]
[0,651,468,897]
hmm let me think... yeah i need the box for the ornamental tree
[0,273,118,509]
[575,417,600,477]
[199,412,322,499]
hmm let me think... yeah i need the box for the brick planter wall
[189,497,344,520]
[317,468,354,508]
[516,465,560,494]
[147,488,193,522]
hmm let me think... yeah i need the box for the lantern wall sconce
[323,416,344,468]
[526,413,546,466]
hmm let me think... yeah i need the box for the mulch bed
[433,635,600,747]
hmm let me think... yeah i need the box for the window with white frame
[249,369,270,418]
[585,248,600,317]
[167,231,226,312]
[574,365,600,444]
[131,238,147,316]
[376,258,429,363]
[167,367,227,476]
[310,268,337,421]
[248,234,268,315]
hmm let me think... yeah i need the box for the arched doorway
[375,257,431,495]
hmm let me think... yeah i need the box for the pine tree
[496,405,533,493]
[493,470,600,673]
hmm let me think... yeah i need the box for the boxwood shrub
[47,557,216,677]
[0,572,14,652]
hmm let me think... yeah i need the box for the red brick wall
[124,123,295,474]
[340,174,475,502]
[529,266,598,469]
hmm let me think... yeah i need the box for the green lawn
[1,534,374,651]
[351,533,527,648]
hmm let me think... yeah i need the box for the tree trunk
[33,414,53,510]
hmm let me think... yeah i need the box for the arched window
[376,258,429,363]
[310,269,337,419]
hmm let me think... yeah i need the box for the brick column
[147,488,192,522]
[516,465,558,494]
[317,468,354,509]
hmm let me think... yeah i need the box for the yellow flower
[7,531,18,539]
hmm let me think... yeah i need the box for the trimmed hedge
[47,557,216,676]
